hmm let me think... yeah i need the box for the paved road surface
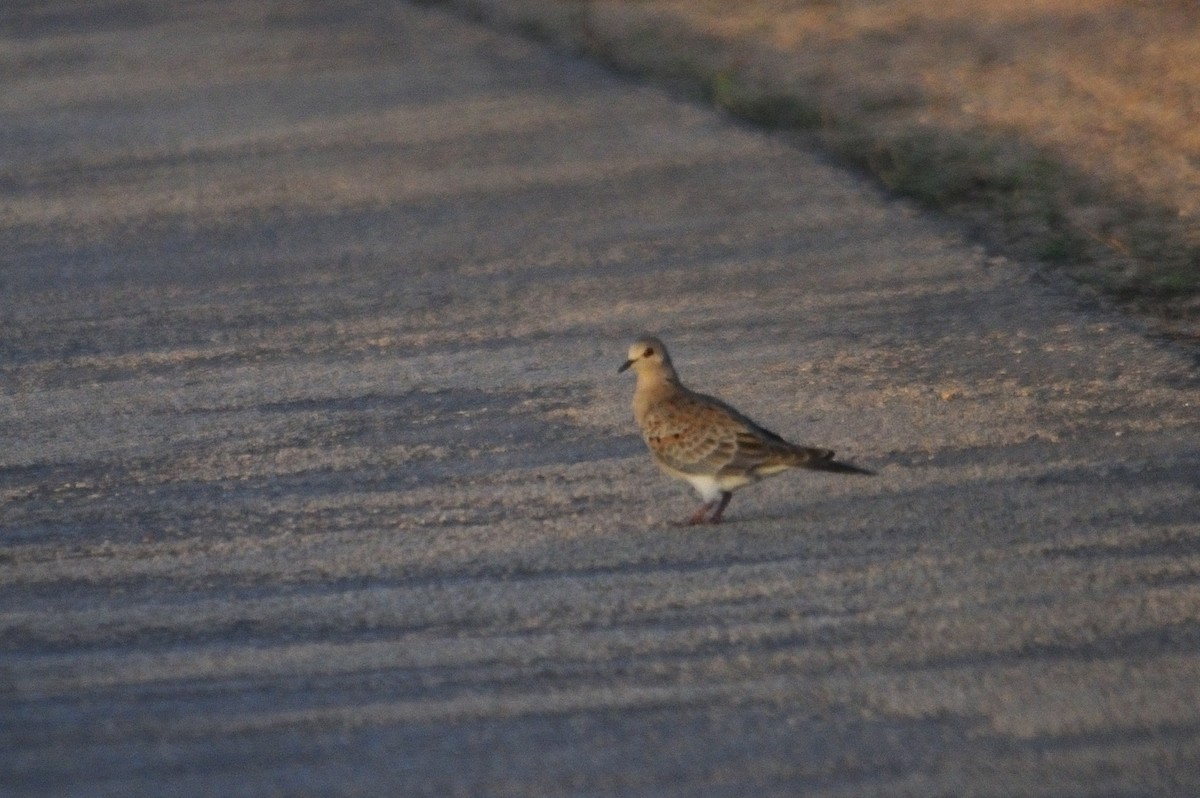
[2,2,1199,795]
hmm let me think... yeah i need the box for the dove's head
[618,336,676,379]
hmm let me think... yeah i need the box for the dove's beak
[618,358,634,373]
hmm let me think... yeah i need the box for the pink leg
[708,492,733,524]
[686,499,718,525]
[685,492,733,525]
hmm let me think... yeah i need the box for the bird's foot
[708,491,733,523]
[684,492,733,525]
[685,504,718,525]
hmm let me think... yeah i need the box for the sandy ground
[2,2,1199,795]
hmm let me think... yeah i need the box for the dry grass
[434,0,1200,340]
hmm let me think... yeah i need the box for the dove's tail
[793,447,875,475]
[812,458,875,476]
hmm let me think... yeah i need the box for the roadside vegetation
[430,0,1200,342]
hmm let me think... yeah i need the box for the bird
[618,335,873,524]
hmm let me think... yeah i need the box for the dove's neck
[633,367,682,424]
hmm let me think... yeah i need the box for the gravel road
[2,2,1199,795]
